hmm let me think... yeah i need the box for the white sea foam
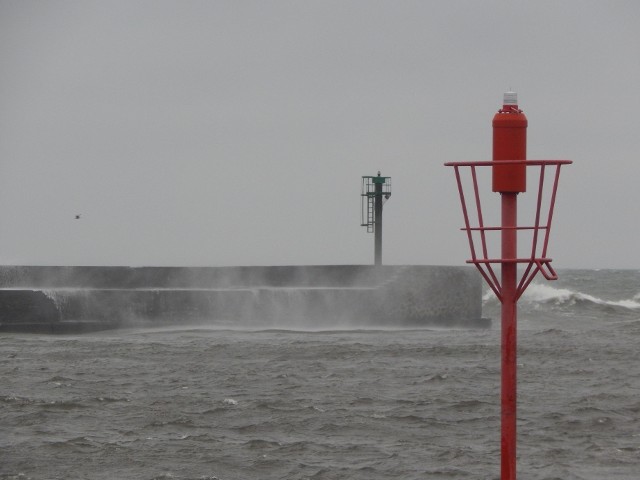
[522,283,578,304]
[482,289,499,303]
[483,283,640,310]
[522,283,640,309]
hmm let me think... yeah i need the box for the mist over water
[1,269,639,480]
[0,265,484,332]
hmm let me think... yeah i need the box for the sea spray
[41,289,73,312]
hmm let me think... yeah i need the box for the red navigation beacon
[445,91,572,480]
[493,91,527,193]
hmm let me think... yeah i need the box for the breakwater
[0,265,487,332]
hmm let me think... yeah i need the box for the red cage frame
[444,159,572,303]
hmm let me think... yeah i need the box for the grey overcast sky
[1,1,638,269]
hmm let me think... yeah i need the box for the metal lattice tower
[361,172,391,265]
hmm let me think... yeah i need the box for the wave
[483,283,640,313]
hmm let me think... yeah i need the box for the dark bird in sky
[75,214,81,220]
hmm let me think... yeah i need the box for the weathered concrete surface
[0,265,487,333]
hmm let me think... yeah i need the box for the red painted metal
[501,191,517,480]
[446,159,571,301]
[493,95,527,193]
[445,92,571,480]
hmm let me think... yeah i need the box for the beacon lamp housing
[492,92,528,193]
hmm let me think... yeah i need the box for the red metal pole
[493,91,527,480]
[501,193,518,480]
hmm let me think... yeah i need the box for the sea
[1,269,639,480]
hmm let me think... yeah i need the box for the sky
[1,0,639,269]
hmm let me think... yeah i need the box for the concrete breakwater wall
[0,265,487,332]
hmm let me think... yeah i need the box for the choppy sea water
[1,269,639,480]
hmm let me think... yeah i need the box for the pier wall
[0,265,487,332]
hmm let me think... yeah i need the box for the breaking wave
[483,283,640,316]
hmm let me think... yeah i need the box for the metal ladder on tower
[366,194,375,233]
